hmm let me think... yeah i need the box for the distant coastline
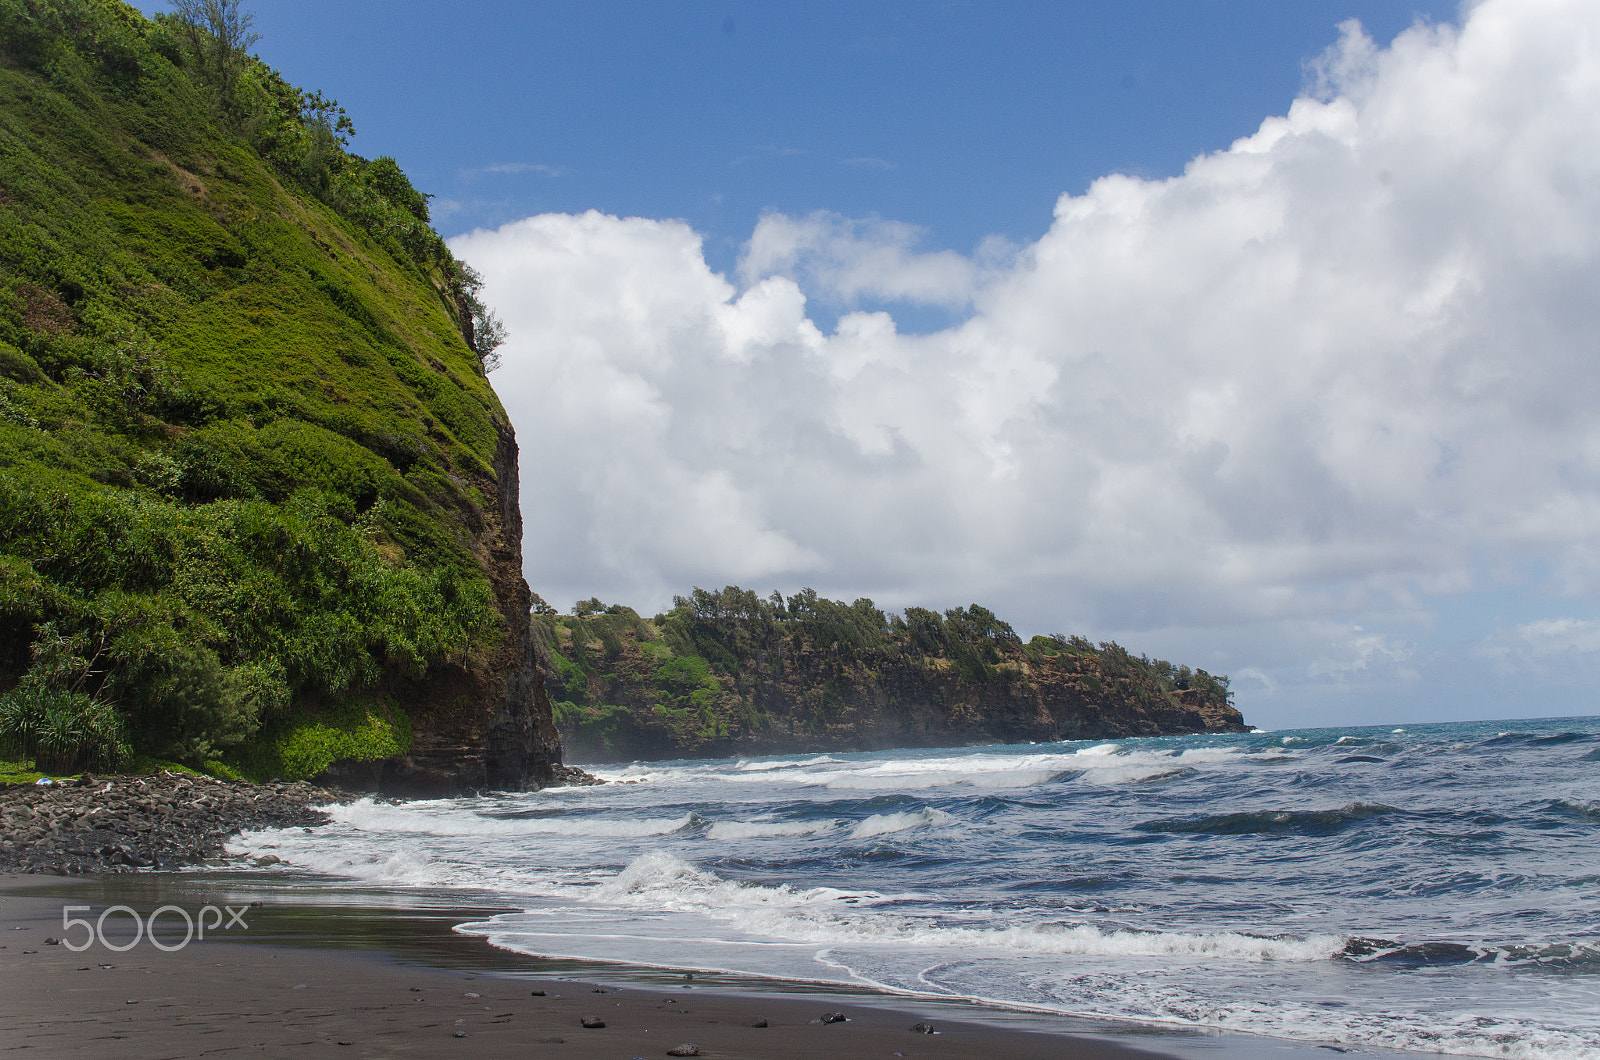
[535,586,1245,763]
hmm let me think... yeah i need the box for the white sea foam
[228,831,455,888]
[990,964,1600,1060]
[1074,765,1191,786]
[589,851,878,911]
[582,741,1264,794]
[734,756,841,772]
[706,819,836,840]
[323,798,695,838]
[221,722,1600,1060]
[822,765,1066,790]
[469,853,1343,964]
[850,808,954,839]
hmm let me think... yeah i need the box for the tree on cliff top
[168,0,258,115]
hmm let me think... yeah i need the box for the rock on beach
[0,773,330,875]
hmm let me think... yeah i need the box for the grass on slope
[0,0,508,778]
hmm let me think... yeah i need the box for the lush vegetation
[0,0,510,777]
[536,586,1238,761]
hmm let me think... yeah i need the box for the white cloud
[739,211,978,309]
[1477,617,1600,673]
[461,162,567,178]
[452,0,1600,716]
[1308,627,1416,681]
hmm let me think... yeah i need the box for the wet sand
[1,872,1398,1059]
[0,873,1179,1059]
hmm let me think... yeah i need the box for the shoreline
[0,870,1404,1059]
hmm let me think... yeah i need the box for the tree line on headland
[536,586,1245,763]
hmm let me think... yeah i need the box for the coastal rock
[0,774,330,875]
[318,424,563,797]
[547,611,1247,764]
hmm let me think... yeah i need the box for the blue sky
[145,2,1452,279]
[136,2,1600,730]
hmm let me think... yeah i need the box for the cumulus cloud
[1308,627,1416,681]
[1477,618,1600,674]
[452,0,1600,712]
[739,211,979,309]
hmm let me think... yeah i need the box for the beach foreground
[0,874,1189,1060]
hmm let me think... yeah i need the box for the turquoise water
[236,716,1600,1057]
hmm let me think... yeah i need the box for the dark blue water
[237,716,1600,1057]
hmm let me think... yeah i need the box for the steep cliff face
[0,0,562,791]
[538,590,1246,764]
[326,423,560,796]
[479,423,561,790]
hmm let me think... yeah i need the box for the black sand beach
[0,774,1407,1060]
[0,873,1188,1059]
[0,870,1413,1060]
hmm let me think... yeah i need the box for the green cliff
[538,587,1247,763]
[0,0,559,791]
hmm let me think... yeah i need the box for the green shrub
[116,642,271,763]
[0,683,131,773]
[234,696,412,781]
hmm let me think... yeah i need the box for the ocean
[231,716,1600,1058]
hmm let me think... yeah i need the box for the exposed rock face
[547,631,1248,765]
[332,423,562,796]
[479,422,562,791]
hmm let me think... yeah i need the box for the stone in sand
[581,1016,606,1028]
[667,1045,701,1057]
[821,1011,848,1024]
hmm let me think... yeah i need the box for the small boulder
[667,1045,700,1057]
[581,1016,606,1028]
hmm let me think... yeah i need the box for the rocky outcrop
[0,774,331,875]
[480,422,562,790]
[331,423,562,797]
[544,611,1248,764]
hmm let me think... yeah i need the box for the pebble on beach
[0,772,331,875]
